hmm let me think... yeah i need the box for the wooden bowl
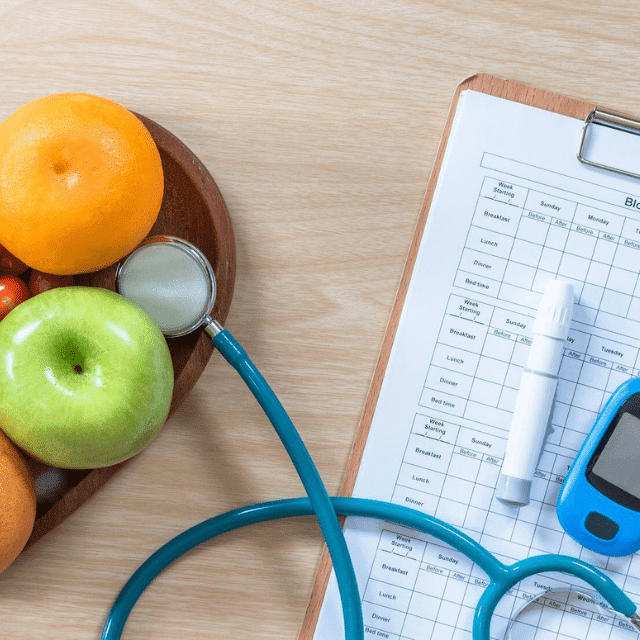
[22,113,236,549]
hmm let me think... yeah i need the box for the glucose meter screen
[592,412,640,499]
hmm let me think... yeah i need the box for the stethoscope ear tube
[474,553,637,639]
[101,495,637,640]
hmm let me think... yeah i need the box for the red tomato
[0,246,28,275]
[29,270,75,296]
[0,276,30,320]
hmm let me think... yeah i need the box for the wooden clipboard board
[297,73,598,639]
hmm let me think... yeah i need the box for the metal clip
[577,108,640,181]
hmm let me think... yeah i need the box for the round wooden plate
[22,113,236,549]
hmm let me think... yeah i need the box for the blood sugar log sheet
[312,90,640,640]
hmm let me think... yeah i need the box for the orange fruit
[0,93,164,275]
[0,429,36,575]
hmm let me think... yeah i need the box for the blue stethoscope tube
[100,327,638,640]
[101,495,635,640]
[209,328,363,640]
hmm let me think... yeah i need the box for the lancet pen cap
[496,475,531,507]
[532,280,574,340]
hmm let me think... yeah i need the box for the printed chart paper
[313,90,640,640]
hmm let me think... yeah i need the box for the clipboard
[297,72,640,639]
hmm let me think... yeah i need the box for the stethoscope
[105,235,640,640]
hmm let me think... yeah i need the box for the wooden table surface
[1,2,639,638]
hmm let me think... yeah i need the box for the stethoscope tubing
[99,324,636,640]
[210,328,363,639]
[101,495,634,640]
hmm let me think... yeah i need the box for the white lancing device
[496,279,574,507]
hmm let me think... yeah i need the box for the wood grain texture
[0,2,637,638]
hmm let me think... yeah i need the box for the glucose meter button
[585,511,619,541]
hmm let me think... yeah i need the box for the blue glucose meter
[557,377,640,557]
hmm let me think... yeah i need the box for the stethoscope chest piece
[115,235,217,337]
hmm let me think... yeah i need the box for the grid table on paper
[457,175,640,338]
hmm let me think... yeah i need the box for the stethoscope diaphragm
[115,235,216,337]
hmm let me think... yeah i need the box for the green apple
[0,286,174,468]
